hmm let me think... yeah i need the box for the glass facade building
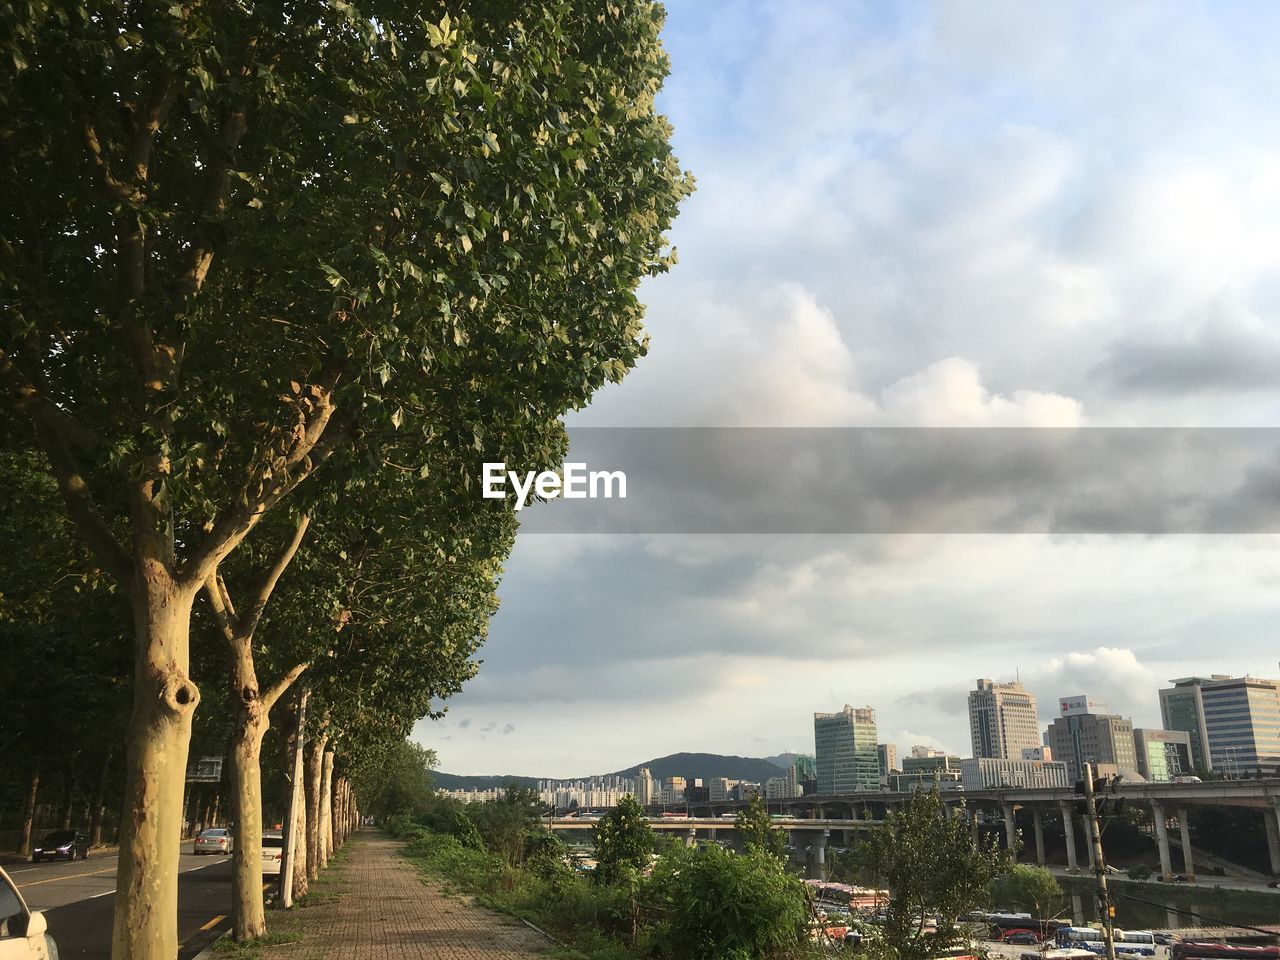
[1200,677,1280,776]
[814,705,879,794]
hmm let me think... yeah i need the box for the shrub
[643,842,809,960]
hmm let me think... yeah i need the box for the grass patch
[212,930,303,960]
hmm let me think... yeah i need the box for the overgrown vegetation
[388,803,820,960]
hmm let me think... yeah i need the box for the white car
[261,832,283,877]
[0,865,57,960]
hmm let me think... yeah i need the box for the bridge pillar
[1059,802,1079,872]
[969,807,979,846]
[1151,801,1174,881]
[1264,807,1280,874]
[1032,807,1046,865]
[1082,815,1096,871]
[1176,809,1194,880]
[1002,801,1018,860]
[685,827,696,848]
[808,829,829,880]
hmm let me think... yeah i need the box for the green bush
[644,842,810,960]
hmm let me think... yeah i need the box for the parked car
[0,865,58,959]
[1005,931,1041,945]
[1154,934,1176,946]
[31,832,89,863]
[261,832,283,877]
[194,829,232,855]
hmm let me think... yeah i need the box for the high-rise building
[1199,676,1280,776]
[814,704,879,794]
[1133,728,1193,781]
[910,745,945,759]
[637,767,655,805]
[1044,695,1138,781]
[877,743,899,776]
[1159,677,1220,771]
[968,679,1041,760]
[708,777,731,802]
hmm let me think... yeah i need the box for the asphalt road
[9,843,238,960]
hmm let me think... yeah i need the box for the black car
[33,830,90,862]
[1005,932,1041,945]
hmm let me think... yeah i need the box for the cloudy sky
[415,1,1280,777]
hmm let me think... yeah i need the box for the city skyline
[415,0,1280,778]
[422,664,1280,780]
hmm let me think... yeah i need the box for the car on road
[1154,934,1176,946]
[194,828,232,855]
[261,832,283,877]
[0,865,58,959]
[31,831,89,863]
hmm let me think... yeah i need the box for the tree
[859,791,1011,960]
[1,2,689,954]
[734,795,787,860]
[593,795,654,885]
[469,784,547,870]
[644,842,809,960]
[991,864,1064,919]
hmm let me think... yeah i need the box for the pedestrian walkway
[261,832,554,960]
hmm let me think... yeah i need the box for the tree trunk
[111,581,200,960]
[60,772,75,830]
[227,640,271,942]
[17,770,39,856]
[276,689,306,905]
[319,749,334,867]
[304,734,327,880]
[90,752,111,847]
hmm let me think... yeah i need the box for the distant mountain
[761,752,799,769]
[432,751,791,792]
[429,772,540,791]
[607,752,791,784]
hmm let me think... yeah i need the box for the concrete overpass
[654,778,1280,882]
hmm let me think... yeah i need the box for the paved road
[9,843,238,960]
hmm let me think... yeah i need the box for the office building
[969,679,1042,760]
[877,743,899,776]
[901,752,960,775]
[1200,676,1280,776]
[766,763,801,799]
[960,757,1069,790]
[1133,728,1193,781]
[708,777,731,802]
[814,704,880,793]
[1044,696,1137,781]
[1159,677,1219,771]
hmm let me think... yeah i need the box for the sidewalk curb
[189,931,228,960]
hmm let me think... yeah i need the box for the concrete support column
[1033,807,1047,865]
[1060,802,1079,872]
[969,808,980,846]
[813,829,829,880]
[1082,815,1096,870]
[1264,807,1280,874]
[708,827,717,842]
[1002,801,1018,860]
[1177,809,1194,880]
[685,827,696,848]
[1152,801,1174,881]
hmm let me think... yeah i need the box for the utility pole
[1082,763,1117,960]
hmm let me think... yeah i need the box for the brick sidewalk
[261,832,555,960]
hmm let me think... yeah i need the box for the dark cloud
[1094,314,1280,396]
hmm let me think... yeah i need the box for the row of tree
[0,2,691,958]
